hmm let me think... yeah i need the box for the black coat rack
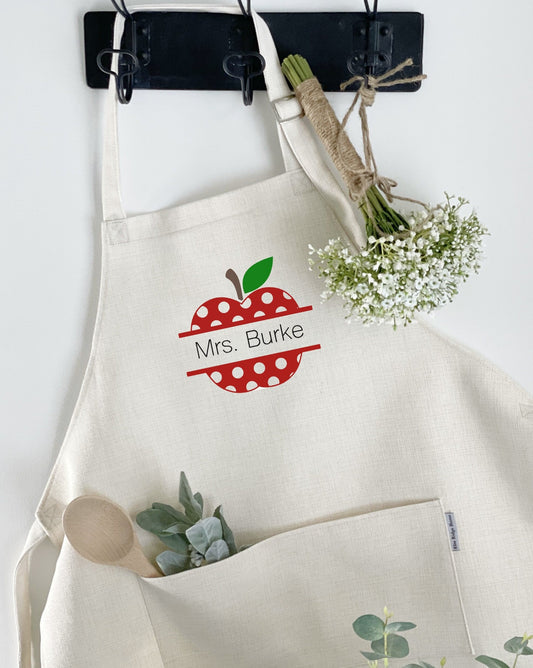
[84,0,424,105]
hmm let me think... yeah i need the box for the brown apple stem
[225,269,243,301]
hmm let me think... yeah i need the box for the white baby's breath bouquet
[282,55,489,328]
[310,196,486,327]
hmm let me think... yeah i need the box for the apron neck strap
[101,4,365,248]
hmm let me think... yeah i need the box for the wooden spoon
[63,495,162,578]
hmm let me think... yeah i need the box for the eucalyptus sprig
[353,607,421,666]
[353,607,531,668]
[477,633,533,668]
[136,472,246,576]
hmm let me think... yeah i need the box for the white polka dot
[297,354,302,363]
[232,367,244,379]
[232,315,244,322]
[218,301,230,313]
[261,292,273,304]
[210,371,222,383]
[275,306,287,313]
[241,298,252,309]
[254,362,266,374]
[197,305,208,318]
[192,324,200,330]
[268,376,280,386]
[246,381,258,391]
[225,385,237,392]
[283,292,292,300]
[289,372,295,378]
[211,320,222,327]
[254,311,265,318]
[275,357,287,370]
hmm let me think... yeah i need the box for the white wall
[2,0,532,664]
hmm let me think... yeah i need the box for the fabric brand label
[445,512,460,551]
[178,257,321,394]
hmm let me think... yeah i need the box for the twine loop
[338,58,427,204]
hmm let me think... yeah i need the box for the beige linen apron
[15,5,533,667]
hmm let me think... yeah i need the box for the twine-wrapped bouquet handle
[289,58,426,205]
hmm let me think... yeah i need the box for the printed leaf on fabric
[242,257,273,294]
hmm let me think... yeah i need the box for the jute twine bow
[339,58,427,204]
[294,58,426,205]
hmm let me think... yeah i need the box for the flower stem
[281,54,410,243]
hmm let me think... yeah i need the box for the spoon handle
[120,547,163,578]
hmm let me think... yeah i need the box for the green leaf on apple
[242,257,273,294]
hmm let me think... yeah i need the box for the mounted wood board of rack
[84,11,424,95]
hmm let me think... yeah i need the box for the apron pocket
[138,499,473,668]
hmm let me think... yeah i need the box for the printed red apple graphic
[179,257,320,393]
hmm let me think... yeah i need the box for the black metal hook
[224,0,264,106]
[97,0,138,104]
[97,49,140,104]
[363,0,378,19]
[110,0,132,20]
[237,0,252,17]
[222,51,265,106]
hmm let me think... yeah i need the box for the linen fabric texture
[15,5,533,667]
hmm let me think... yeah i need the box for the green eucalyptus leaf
[155,550,190,576]
[213,505,237,555]
[403,664,425,668]
[179,472,203,522]
[372,634,410,658]
[136,509,179,535]
[186,517,223,554]
[158,532,189,554]
[204,539,230,563]
[361,652,388,661]
[242,257,273,294]
[352,614,385,640]
[420,662,437,668]
[504,638,533,655]
[387,622,417,633]
[476,656,510,668]
[151,503,193,527]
